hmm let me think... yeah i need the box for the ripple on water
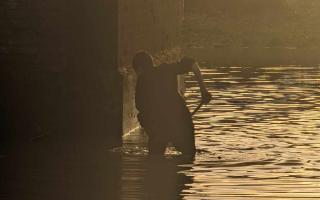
[118,65,320,200]
[181,65,320,199]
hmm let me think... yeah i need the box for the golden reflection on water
[183,65,320,199]
[120,65,320,200]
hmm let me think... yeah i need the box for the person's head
[132,51,154,76]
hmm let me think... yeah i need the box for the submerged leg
[174,134,196,156]
[171,122,196,156]
[148,135,167,155]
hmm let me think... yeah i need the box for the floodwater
[3,65,320,200]
[119,64,320,200]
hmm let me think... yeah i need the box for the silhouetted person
[133,51,211,156]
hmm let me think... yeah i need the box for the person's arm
[191,62,212,104]
[163,58,212,104]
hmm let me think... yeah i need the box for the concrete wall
[119,0,184,136]
[1,0,122,152]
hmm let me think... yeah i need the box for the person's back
[135,63,188,120]
[133,51,212,156]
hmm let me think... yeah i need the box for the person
[133,51,212,156]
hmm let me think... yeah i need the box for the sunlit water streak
[119,65,320,200]
[183,65,320,199]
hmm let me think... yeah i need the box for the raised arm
[191,62,212,104]
[163,57,212,104]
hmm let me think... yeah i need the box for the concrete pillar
[1,0,122,151]
[118,0,185,137]
[1,0,185,152]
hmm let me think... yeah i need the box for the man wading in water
[133,51,212,156]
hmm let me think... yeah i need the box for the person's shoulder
[155,63,172,73]
[157,61,192,75]
[157,63,171,68]
[180,57,196,67]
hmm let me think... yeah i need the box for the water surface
[121,64,320,200]
[5,65,318,200]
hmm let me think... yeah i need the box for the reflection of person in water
[120,155,194,200]
[133,51,212,156]
[144,156,194,200]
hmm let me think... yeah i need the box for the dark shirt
[135,59,194,127]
